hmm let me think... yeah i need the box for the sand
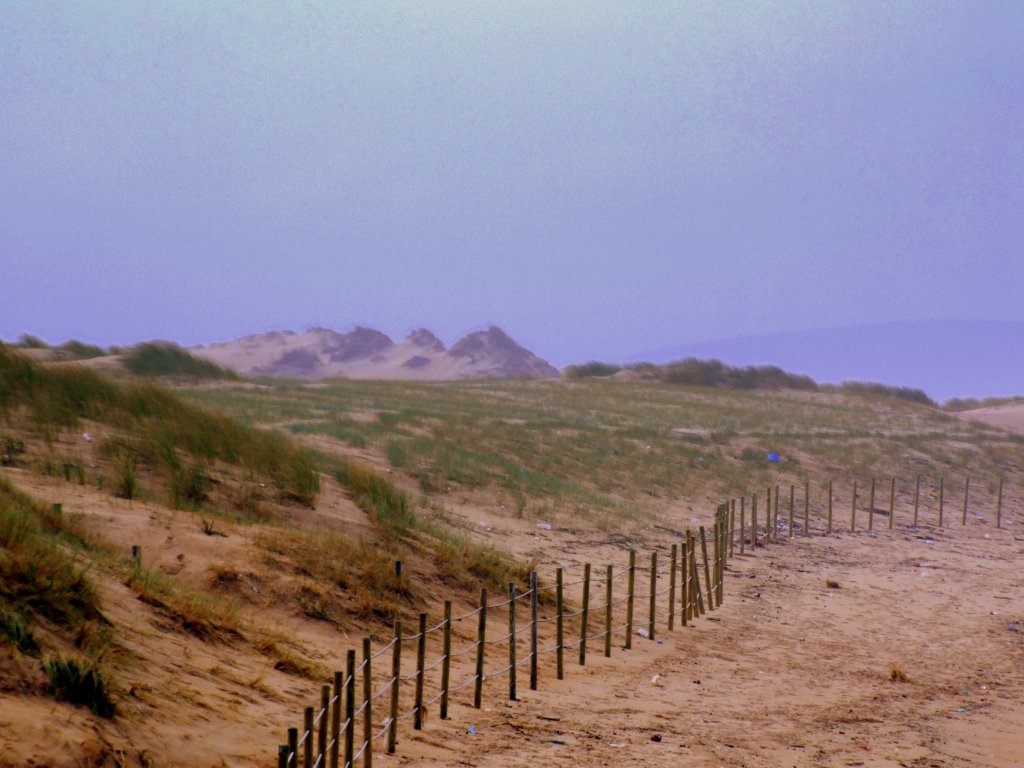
[387,523,1024,767]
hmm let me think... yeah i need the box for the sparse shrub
[17,333,49,349]
[1,436,25,466]
[889,665,909,683]
[386,439,408,468]
[115,454,138,500]
[43,655,114,717]
[563,361,623,379]
[55,340,107,360]
[123,342,237,380]
[335,461,416,538]
[170,464,210,509]
[0,609,38,654]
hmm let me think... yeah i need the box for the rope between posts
[297,728,311,749]
[534,614,559,625]
[371,637,399,659]
[563,638,582,649]
[448,673,478,694]
[514,589,534,601]
[654,584,673,597]
[587,628,608,641]
[488,596,514,609]
[539,643,559,655]
[353,699,368,719]
[313,753,323,768]
[449,640,479,659]
[313,705,327,727]
[516,651,534,667]
[354,658,368,675]
[453,606,482,622]
[351,740,368,764]
[397,705,419,722]
[484,663,514,679]
[370,678,396,702]
[562,607,586,619]
[373,719,392,742]
[608,595,631,607]
[560,577,588,587]
[422,653,447,673]
[424,689,446,708]
[485,631,514,645]
[515,620,535,636]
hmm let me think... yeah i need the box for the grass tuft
[43,655,115,717]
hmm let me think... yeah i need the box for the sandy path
[383,523,1024,767]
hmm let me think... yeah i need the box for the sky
[2,1,1023,372]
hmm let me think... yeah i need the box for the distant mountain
[191,325,558,381]
[627,320,1024,401]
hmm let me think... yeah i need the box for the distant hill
[191,325,559,381]
[627,320,1024,402]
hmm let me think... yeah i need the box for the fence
[272,472,1014,767]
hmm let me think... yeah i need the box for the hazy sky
[2,2,1022,365]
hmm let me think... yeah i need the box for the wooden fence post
[851,480,857,532]
[388,621,400,753]
[509,583,518,699]
[414,612,427,728]
[712,518,721,605]
[625,552,635,649]
[579,564,591,663]
[680,540,689,625]
[318,684,330,766]
[804,481,810,536]
[751,494,758,548]
[304,707,314,768]
[647,552,657,640]
[939,474,945,526]
[362,637,372,768]
[279,745,289,768]
[730,499,736,556]
[827,480,833,534]
[556,569,565,673]
[739,497,746,554]
[868,477,876,532]
[668,543,677,631]
[288,728,298,768]
[345,650,355,768]
[774,484,780,541]
[530,572,538,691]
[604,564,613,657]
[962,476,970,525]
[997,477,1003,528]
[913,474,921,526]
[699,526,713,610]
[330,671,341,768]
[440,601,451,719]
[473,588,487,708]
[716,514,725,605]
[788,485,795,537]
[889,477,895,529]
[690,532,705,615]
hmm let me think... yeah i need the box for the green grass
[43,655,115,717]
[122,342,238,380]
[181,374,1021,521]
[0,477,101,634]
[0,345,319,506]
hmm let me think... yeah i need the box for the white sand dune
[957,403,1024,435]
[190,325,559,381]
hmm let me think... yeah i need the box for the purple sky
[2,2,1023,374]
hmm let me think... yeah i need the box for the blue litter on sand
[767,453,780,463]
[468,726,476,735]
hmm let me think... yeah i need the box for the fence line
[274,472,1015,767]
